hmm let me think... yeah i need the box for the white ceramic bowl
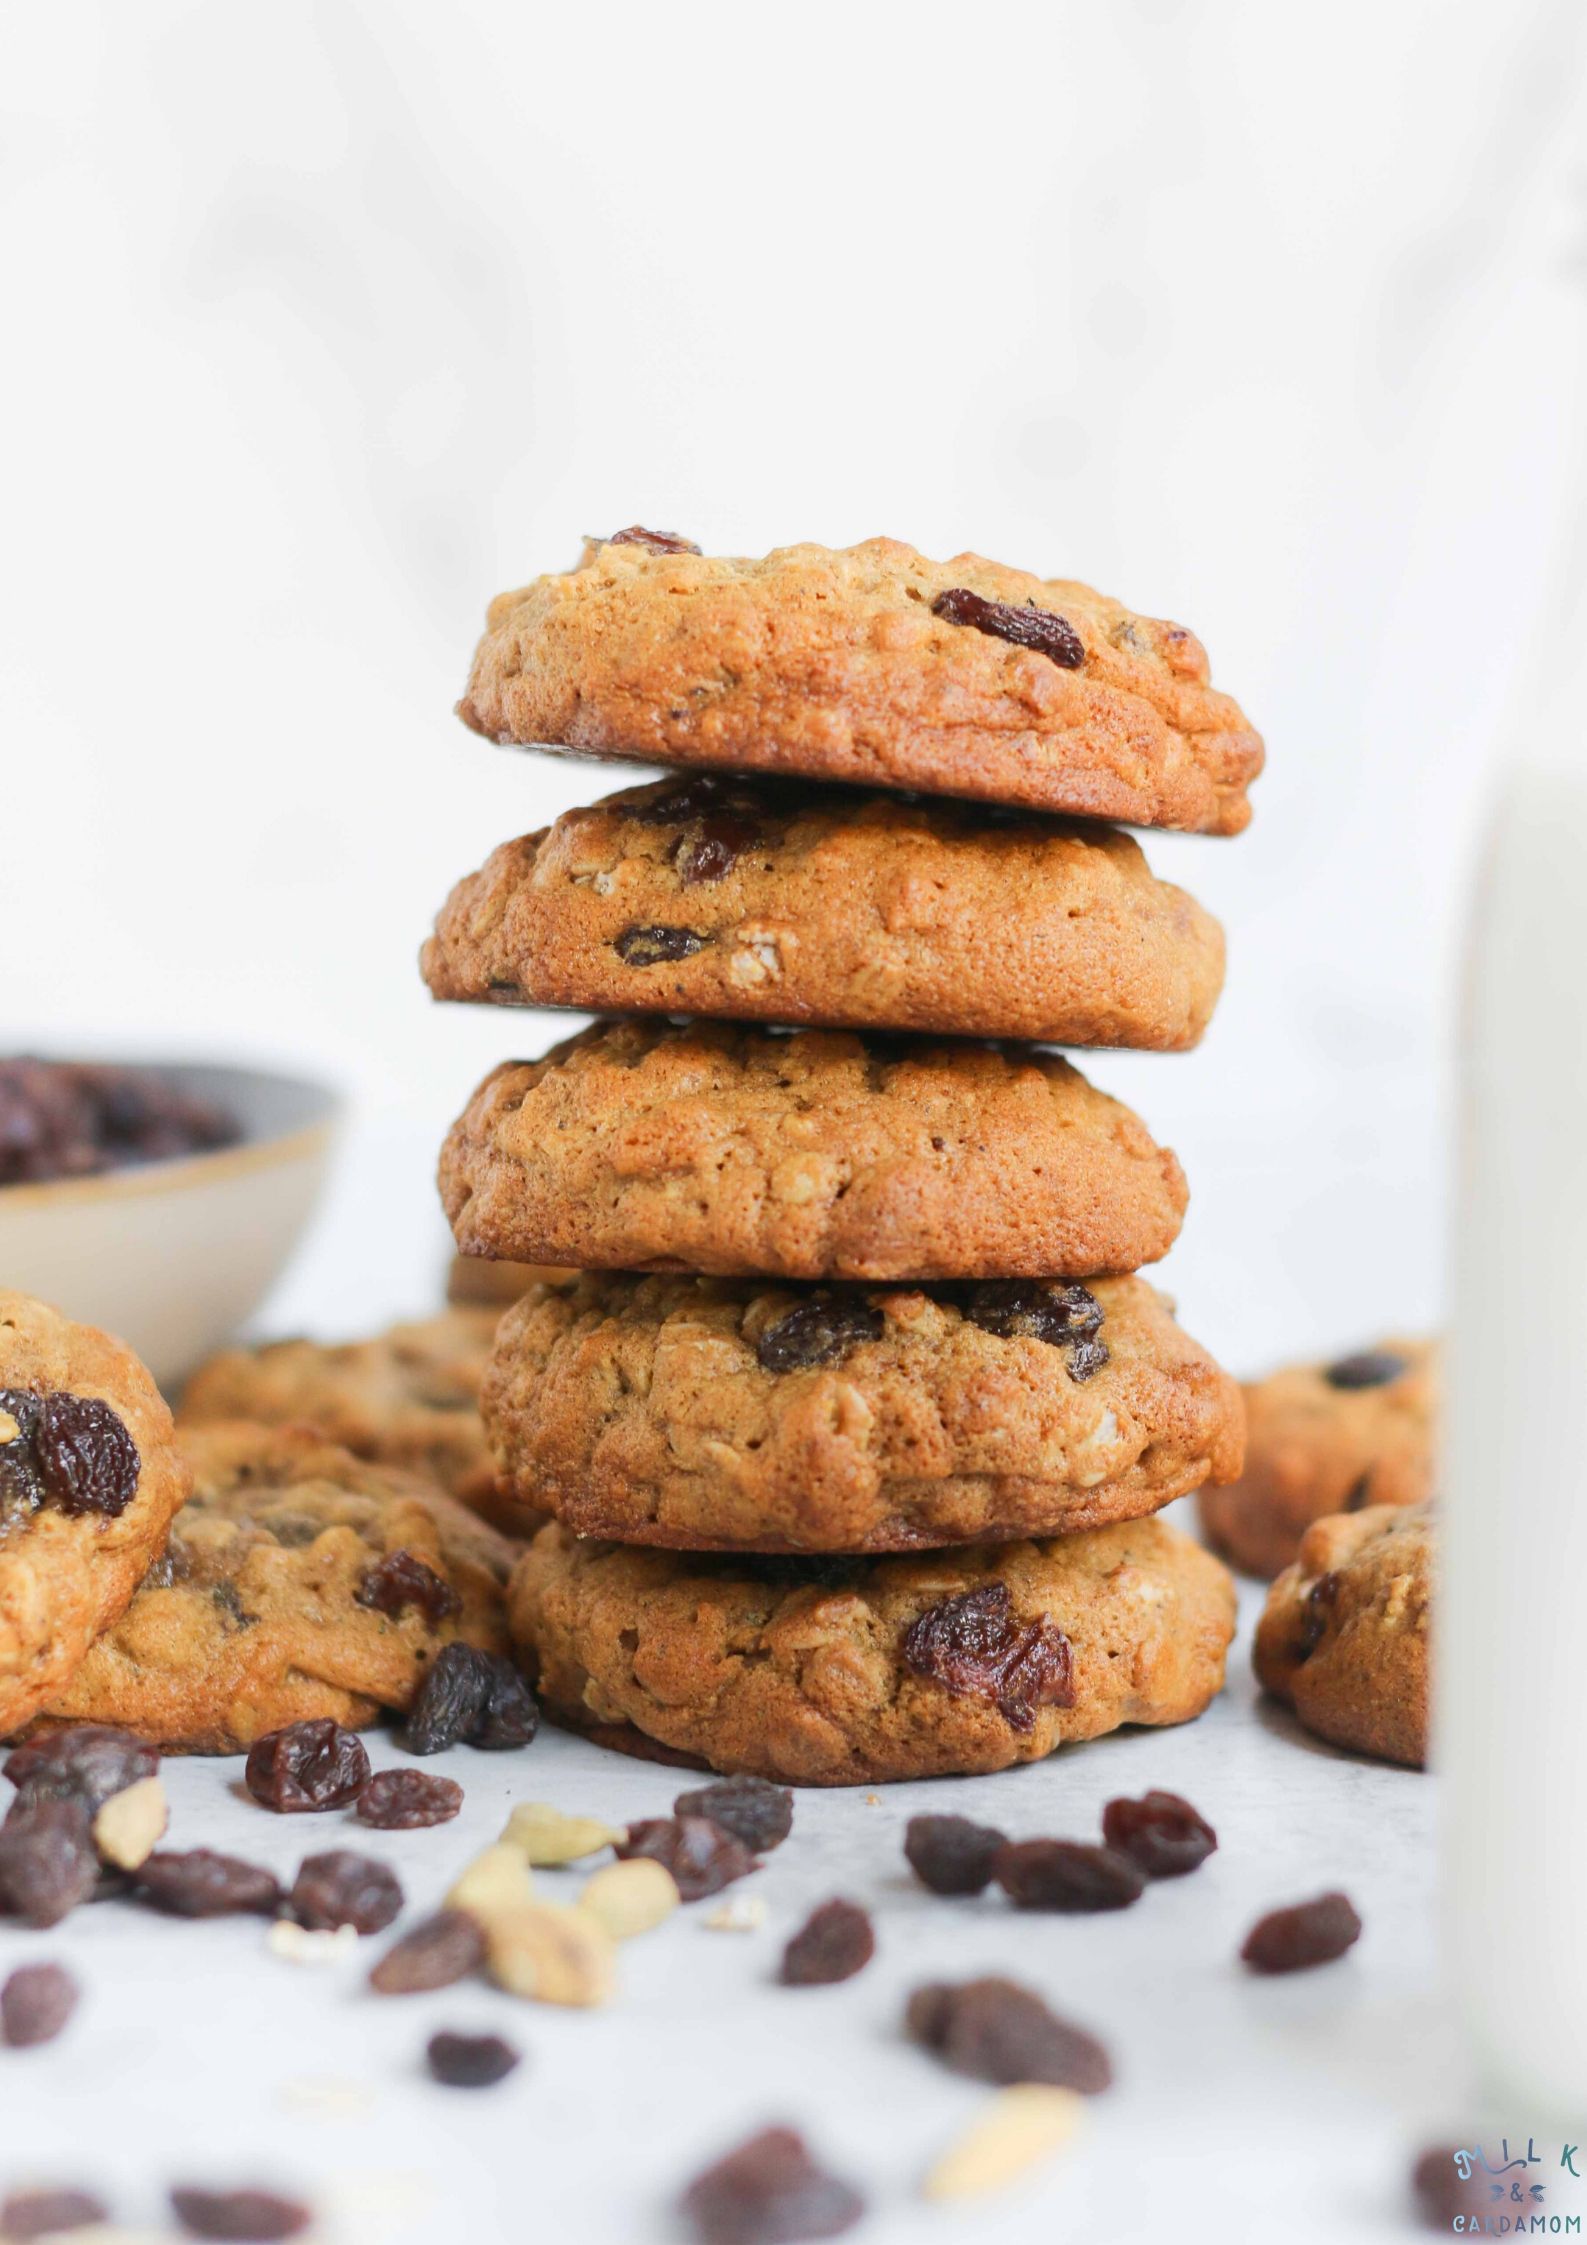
[0,1062,340,1392]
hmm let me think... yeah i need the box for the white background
[3,5,1586,2240]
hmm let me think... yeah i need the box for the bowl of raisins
[0,1058,340,1386]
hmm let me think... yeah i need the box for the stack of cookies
[424,532,1262,1787]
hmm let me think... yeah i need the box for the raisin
[931,586,1085,668]
[961,1281,1109,1380]
[674,1776,792,1854]
[631,775,757,824]
[0,1390,44,1519]
[993,1838,1145,1912]
[0,2188,110,2238]
[675,813,758,886]
[901,1582,1074,1732]
[426,2029,521,2087]
[1324,1349,1409,1390]
[474,1657,541,1750]
[0,1962,79,2047]
[0,1797,99,1926]
[1342,1471,1374,1512]
[1411,2145,1490,2229]
[780,1899,874,1986]
[905,1975,1112,2093]
[0,1058,236,1187]
[354,1549,461,1626]
[169,2187,312,2240]
[137,1849,283,1918]
[604,525,702,555]
[1241,1891,1362,1973]
[1101,1791,1217,1878]
[1294,1570,1342,1659]
[289,1850,403,1935]
[903,1813,1008,1896]
[616,1817,755,1902]
[614,925,710,968]
[401,1646,540,1754]
[355,1770,463,1829]
[679,2127,864,2245]
[31,1394,140,1517]
[4,1725,158,1811]
[369,1909,486,1996]
[245,1720,371,1812]
[755,1297,884,1373]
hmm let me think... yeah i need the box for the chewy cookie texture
[509,1515,1238,1787]
[440,1019,1189,1284]
[456,535,1263,835]
[481,1272,1244,1553]
[422,772,1227,1052]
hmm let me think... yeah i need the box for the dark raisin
[474,1656,541,1750]
[903,1814,1008,1896]
[402,1645,540,1754]
[905,1976,1112,2093]
[1324,1349,1409,1390]
[675,809,760,887]
[679,2126,864,2245]
[169,2187,312,2241]
[613,924,710,968]
[244,1720,371,1812]
[1294,1569,1342,1659]
[0,2188,111,2238]
[355,1769,463,1829]
[901,1582,1074,1732]
[426,2029,521,2088]
[0,1962,79,2047]
[1101,1791,1217,1878]
[780,1899,874,1986]
[993,1838,1145,1912]
[29,1394,140,1517]
[1411,2145,1490,2230]
[961,1281,1109,1380]
[210,1580,256,1627]
[0,1390,45,1519]
[0,1797,100,1926]
[604,526,702,555]
[4,1725,158,1811]
[289,1850,403,1935]
[630,775,758,824]
[137,1849,283,1918]
[1063,1336,1111,1382]
[1241,1891,1362,1973]
[673,1777,792,1853]
[0,1058,236,1188]
[931,586,1085,668]
[369,1909,486,1996]
[616,1817,755,1902]
[354,1549,461,1626]
[755,1297,883,1373]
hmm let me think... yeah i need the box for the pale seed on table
[485,1901,615,2006]
[701,1894,766,1933]
[500,1802,624,1866]
[923,2085,1086,2200]
[447,1843,536,1922]
[92,1776,168,1870]
[579,1857,679,1940]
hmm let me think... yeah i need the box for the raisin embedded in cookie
[440,1020,1189,1284]
[481,1272,1244,1552]
[0,1289,190,1736]
[456,536,1262,835]
[1254,1503,1432,1769]
[421,773,1226,1051]
[509,1515,1237,1786]
[36,1423,519,1751]
[1198,1339,1435,1579]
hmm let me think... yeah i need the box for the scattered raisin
[1101,1791,1217,1878]
[993,1838,1145,1912]
[474,1657,541,1750]
[604,526,702,555]
[1411,2145,1489,2230]
[245,1720,371,1812]
[1241,1891,1362,1974]
[616,1817,755,1902]
[961,1280,1109,1380]
[137,1849,283,1918]
[369,1909,486,1996]
[0,2188,110,2238]
[901,1582,1074,1731]
[755,1297,884,1373]
[931,586,1084,668]
[426,2029,521,2087]
[905,1976,1112,2093]
[903,1814,1008,1896]
[401,1646,540,1754]
[614,925,710,968]
[169,2187,312,2241]
[289,1850,403,1935]
[4,1725,158,1811]
[780,1899,874,1987]
[0,1962,79,2047]
[679,2126,864,2245]
[1324,1349,1408,1390]
[0,1798,100,1926]
[674,1776,792,1854]
[355,1770,463,1829]
[354,1549,461,1626]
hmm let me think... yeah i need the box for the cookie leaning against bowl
[482,1273,1245,1553]
[1198,1339,1435,1579]
[35,1423,517,1751]
[422,772,1227,1052]
[456,534,1263,835]
[509,1514,1237,1786]
[1254,1503,1431,1770]
[440,1020,1190,1283]
[0,1289,190,1735]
